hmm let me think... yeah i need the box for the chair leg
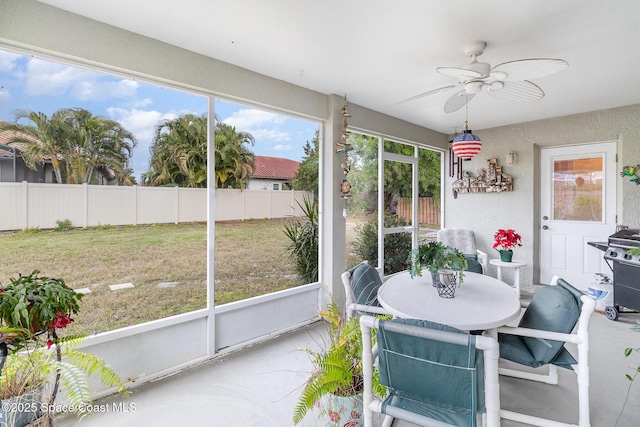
[381,415,394,427]
[576,362,590,427]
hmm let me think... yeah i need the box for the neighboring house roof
[250,156,300,180]
[0,120,37,158]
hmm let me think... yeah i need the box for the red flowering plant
[0,270,128,420]
[493,229,523,251]
[0,270,81,350]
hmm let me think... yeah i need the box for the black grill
[589,228,640,320]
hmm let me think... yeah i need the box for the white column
[321,94,347,308]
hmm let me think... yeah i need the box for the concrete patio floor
[57,308,640,426]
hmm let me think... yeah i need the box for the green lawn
[0,216,376,336]
[0,220,298,335]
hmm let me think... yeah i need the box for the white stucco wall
[444,104,640,290]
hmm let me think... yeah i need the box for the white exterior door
[540,141,617,289]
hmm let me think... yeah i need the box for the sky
[0,48,319,181]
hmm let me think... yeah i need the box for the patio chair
[360,315,500,427]
[437,228,488,274]
[341,261,390,319]
[497,276,596,427]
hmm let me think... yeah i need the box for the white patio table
[378,270,521,333]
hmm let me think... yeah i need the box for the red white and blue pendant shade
[452,128,482,159]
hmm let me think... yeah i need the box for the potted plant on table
[292,301,386,426]
[493,229,522,262]
[407,241,468,285]
[0,270,129,427]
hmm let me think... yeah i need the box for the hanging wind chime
[335,96,352,216]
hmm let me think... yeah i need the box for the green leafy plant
[353,211,412,274]
[292,300,386,424]
[0,271,129,422]
[0,270,81,333]
[623,319,640,382]
[283,196,318,284]
[54,219,73,232]
[628,248,640,257]
[617,319,640,424]
[407,241,468,283]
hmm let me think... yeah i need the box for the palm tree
[144,114,208,187]
[213,121,255,189]
[61,108,137,184]
[143,113,255,188]
[0,108,137,185]
[0,109,68,183]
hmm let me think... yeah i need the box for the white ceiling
[38,0,640,134]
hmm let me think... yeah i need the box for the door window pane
[553,157,603,221]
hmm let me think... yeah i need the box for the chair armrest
[476,250,488,274]
[349,303,392,317]
[496,325,583,345]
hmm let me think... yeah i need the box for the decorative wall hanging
[621,165,640,185]
[336,96,353,202]
[452,157,513,198]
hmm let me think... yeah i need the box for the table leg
[513,267,521,299]
[486,328,498,340]
[496,266,502,282]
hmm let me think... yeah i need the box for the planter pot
[431,271,440,287]
[437,269,458,298]
[0,387,44,427]
[321,393,364,427]
[499,249,513,262]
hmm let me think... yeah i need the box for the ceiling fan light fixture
[452,121,482,160]
[465,81,484,94]
[488,81,505,91]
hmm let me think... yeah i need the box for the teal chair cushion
[499,283,581,368]
[377,318,485,426]
[350,263,383,307]
[465,255,484,274]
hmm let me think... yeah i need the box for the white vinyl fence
[0,182,311,231]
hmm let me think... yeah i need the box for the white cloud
[23,58,138,101]
[223,108,285,129]
[107,107,176,143]
[223,108,291,143]
[71,79,138,102]
[0,50,20,73]
[273,144,294,151]
[133,98,153,108]
[250,128,291,142]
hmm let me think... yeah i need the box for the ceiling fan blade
[487,80,545,102]
[437,66,483,79]
[491,58,568,81]
[397,85,456,104]
[444,91,475,113]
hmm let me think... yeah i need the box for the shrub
[54,219,73,232]
[353,211,411,274]
[283,196,318,284]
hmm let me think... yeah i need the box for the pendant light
[452,103,482,160]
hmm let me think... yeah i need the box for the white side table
[490,259,526,298]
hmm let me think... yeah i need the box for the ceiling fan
[400,41,568,113]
